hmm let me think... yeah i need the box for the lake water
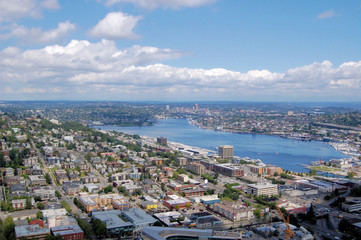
[96,118,348,172]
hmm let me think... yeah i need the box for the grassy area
[221,196,235,202]
[310,165,339,172]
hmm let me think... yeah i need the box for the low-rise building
[122,208,157,230]
[92,210,134,238]
[342,200,361,212]
[163,197,191,210]
[140,201,158,210]
[29,175,46,187]
[12,199,26,210]
[15,224,50,240]
[196,215,223,229]
[213,164,243,177]
[209,202,254,221]
[182,188,205,197]
[247,183,278,197]
[50,224,84,240]
[32,186,56,201]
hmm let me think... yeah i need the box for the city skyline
[0,0,360,101]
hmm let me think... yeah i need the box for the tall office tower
[218,145,234,159]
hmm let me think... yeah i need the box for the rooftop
[15,224,50,237]
[123,208,157,226]
[92,210,133,229]
[51,224,84,236]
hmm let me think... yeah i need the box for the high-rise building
[157,137,167,146]
[218,145,234,159]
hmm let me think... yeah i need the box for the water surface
[97,118,348,172]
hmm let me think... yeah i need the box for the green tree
[3,216,15,240]
[254,208,261,218]
[309,169,317,176]
[92,219,107,236]
[25,197,32,209]
[37,211,43,219]
[347,172,355,179]
[55,190,61,198]
[45,173,52,184]
[37,202,45,210]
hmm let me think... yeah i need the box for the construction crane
[276,206,295,240]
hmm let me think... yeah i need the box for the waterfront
[96,118,349,172]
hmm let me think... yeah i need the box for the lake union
[98,118,348,172]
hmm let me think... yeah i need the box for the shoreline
[93,119,354,174]
[186,118,357,160]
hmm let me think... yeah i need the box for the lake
[96,118,348,172]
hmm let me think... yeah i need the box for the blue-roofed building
[200,195,221,205]
[92,210,134,238]
[122,208,157,230]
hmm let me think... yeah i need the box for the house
[12,199,26,210]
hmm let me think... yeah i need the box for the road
[31,140,85,218]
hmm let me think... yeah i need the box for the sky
[0,0,360,102]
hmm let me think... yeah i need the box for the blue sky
[0,0,360,101]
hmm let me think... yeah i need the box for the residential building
[6,176,22,186]
[213,164,244,177]
[157,137,167,145]
[62,183,80,195]
[50,224,84,240]
[32,187,56,201]
[12,199,26,210]
[177,157,187,166]
[186,161,206,175]
[29,175,46,187]
[218,145,234,159]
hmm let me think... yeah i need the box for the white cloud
[318,9,337,19]
[102,0,217,9]
[0,21,76,44]
[0,39,360,100]
[0,0,59,22]
[88,12,142,40]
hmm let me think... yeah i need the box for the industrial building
[247,183,278,197]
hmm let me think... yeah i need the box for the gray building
[92,210,134,238]
[218,145,234,159]
[122,208,157,230]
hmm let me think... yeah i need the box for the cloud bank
[0,39,360,100]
